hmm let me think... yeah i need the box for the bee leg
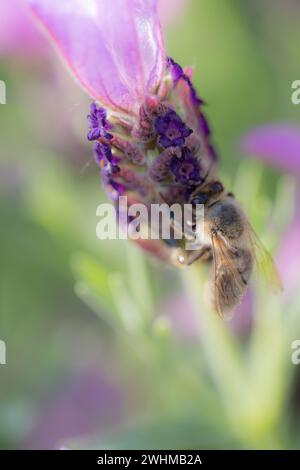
[185,246,212,266]
[171,246,211,267]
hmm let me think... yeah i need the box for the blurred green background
[1,0,300,449]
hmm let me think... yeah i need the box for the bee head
[190,181,224,207]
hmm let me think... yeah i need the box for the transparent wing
[211,233,247,319]
[246,223,283,292]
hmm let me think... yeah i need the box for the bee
[168,180,281,318]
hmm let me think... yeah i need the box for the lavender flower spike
[27,0,218,262]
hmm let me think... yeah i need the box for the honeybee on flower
[27,0,281,317]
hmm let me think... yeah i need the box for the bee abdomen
[215,248,253,313]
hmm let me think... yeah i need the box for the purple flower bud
[93,142,113,164]
[87,103,113,142]
[170,148,203,185]
[155,110,192,148]
[148,149,174,182]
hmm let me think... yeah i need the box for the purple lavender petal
[241,124,300,176]
[27,0,165,113]
[199,113,210,137]
[93,142,114,165]
[93,142,104,164]
[166,57,217,162]
[167,57,204,107]
[166,57,183,84]
[170,148,202,185]
[87,103,113,141]
[155,109,192,148]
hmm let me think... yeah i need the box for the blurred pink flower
[241,123,300,294]
[276,195,300,294]
[163,293,198,339]
[241,124,300,176]
[0,0,48,57]
[163,289,254,339]
[24,369,125,450]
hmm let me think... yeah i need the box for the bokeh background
[1,0,300,449]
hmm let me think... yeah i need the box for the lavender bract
[0,0,47,57]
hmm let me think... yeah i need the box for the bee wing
[246,223,283,292]
[211,233,247,319]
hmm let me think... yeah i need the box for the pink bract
[0,0,47,57]
[26,0,165,113]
